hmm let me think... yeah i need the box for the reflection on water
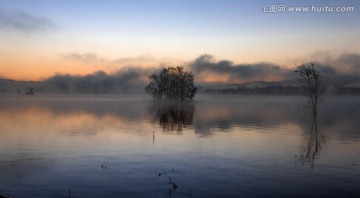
[296,114,326,169]
[0,96,359,197]
[149,101,195,134]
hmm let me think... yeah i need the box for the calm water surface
[0,95,359,197]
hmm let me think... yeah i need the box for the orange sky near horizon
[1,49,359,82]
[0,43,274,81]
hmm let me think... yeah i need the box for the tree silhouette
[145,67,197,100]
[295,63,326,115]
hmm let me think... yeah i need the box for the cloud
[314,64,338,75]
[189,54,297,83]
[42,67,156,94]
[114,55,156,65]
[60,53,163,69]
[55,53,357,88]
[299,51,360,75]
[62,53,101,64]
[188,53,360,83]
[46,52,360,92]
[0,9,55,32]
[331,53,360,75]
[2,52,360,94]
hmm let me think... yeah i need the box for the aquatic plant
[158,171,178,197]
[101,160,110,170]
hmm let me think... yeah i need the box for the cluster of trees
[145,67,197,100]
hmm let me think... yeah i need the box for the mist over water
[0,95,359,197]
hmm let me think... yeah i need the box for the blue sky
[0,0,359,80]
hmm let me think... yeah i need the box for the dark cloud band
[17,52,360,94]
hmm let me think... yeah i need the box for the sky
[0,0,360,82]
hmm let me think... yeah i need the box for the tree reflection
[150,101,195,134]
[296,114,326,169]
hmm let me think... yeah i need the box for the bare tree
[295,63,326,115]
[145,67,197,100]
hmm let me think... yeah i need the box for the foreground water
[0,95,359,197]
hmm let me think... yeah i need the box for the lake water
[0,95,359,198]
